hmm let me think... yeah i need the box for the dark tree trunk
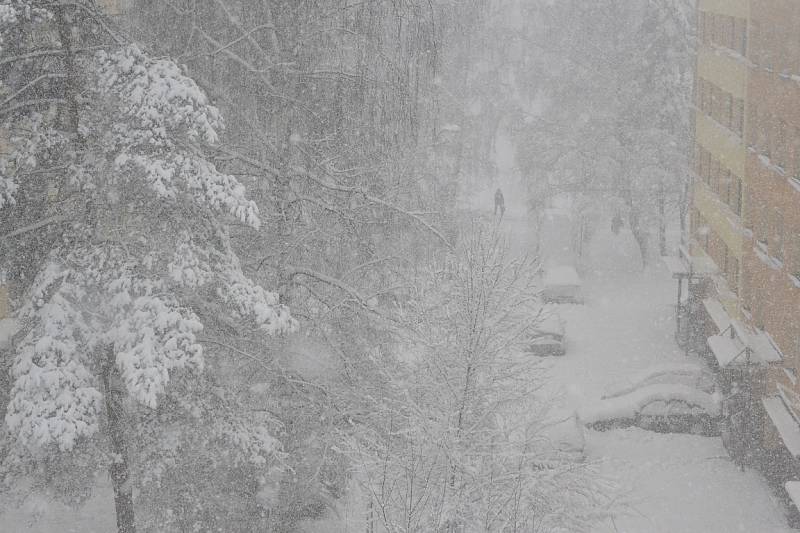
[102,349,136,533]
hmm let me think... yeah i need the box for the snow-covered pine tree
[0,3,295,531]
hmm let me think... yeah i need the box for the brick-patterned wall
[745,0,800,390]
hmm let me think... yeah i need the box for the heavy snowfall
[0,1,799,532]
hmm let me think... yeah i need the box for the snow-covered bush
[342,225,609,532]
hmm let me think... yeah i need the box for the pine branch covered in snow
[0,5,296,528]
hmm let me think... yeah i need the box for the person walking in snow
[494,188,505,221]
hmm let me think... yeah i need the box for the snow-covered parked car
[523,312,566,356]
[601,363,717,400]
[542,265,583,304]
[579,384,721,435]
[540,410,586,460]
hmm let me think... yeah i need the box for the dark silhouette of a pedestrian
[494,188,505,220]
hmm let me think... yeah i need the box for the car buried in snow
[541,265,584,304]
[523,311,567,356]
[540,410,586,461]
[601,363,717,399]
[578,383,722,436]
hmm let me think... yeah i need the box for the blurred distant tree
[511,0,694,264]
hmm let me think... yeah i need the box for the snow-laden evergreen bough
[0,4,295,528]
[4,41,294,453]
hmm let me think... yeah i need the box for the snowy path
[503,212,795,533]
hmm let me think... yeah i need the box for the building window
[708,83,721,122]
[748,104,758,147]
[737,18,748,56]
[797,36,800,75]
[699,149,706,181]
[758,206,770,248]
[728,16,736,50]
[733,99,745,137]
[773,210,785,262]
[749,21,760,64]
[776,121,788,169]
[709,158,719,190]
[793,235,800,280]
[732,174,743,216]
[793,131,800,183]
[720,169,732,205]
[698,79,706,112]
[728,254,740,293]
[698,11,706,43]
[724,93,733,129]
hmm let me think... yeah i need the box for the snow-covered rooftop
[685,243,720,276]
[702,298,783,366]
[707,334,747,368]
[745,329,784,364]
[702,298,732,333]
[763,397,800,458]
[785,481,800,511]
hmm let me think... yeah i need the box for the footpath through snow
[502,208,795,533]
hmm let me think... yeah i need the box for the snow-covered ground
[0,483,115,532]
[2,208,793,532]
[511,213,795,532]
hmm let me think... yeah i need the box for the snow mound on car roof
[544,265,581,286]
[579,384,721,425]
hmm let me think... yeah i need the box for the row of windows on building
[695,143,800,278]
[695,145,744,217]
[751,203,800,279]
[696,77,745,137]
[699,10,800,77]
[749,19,800,76]
[693,209,741,294]
[698,11,748,57]
[695,80,800,184]
[693,206,800,300]
[747,104,800,181]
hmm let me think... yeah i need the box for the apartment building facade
[743,0,800,488]
[687,0,800,507]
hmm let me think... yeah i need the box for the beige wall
[96,0,128,16]
[697,48,748,100]
[698,0,749,19]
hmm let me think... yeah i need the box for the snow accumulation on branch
[96,44,261,228]
[0,41,297,455]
